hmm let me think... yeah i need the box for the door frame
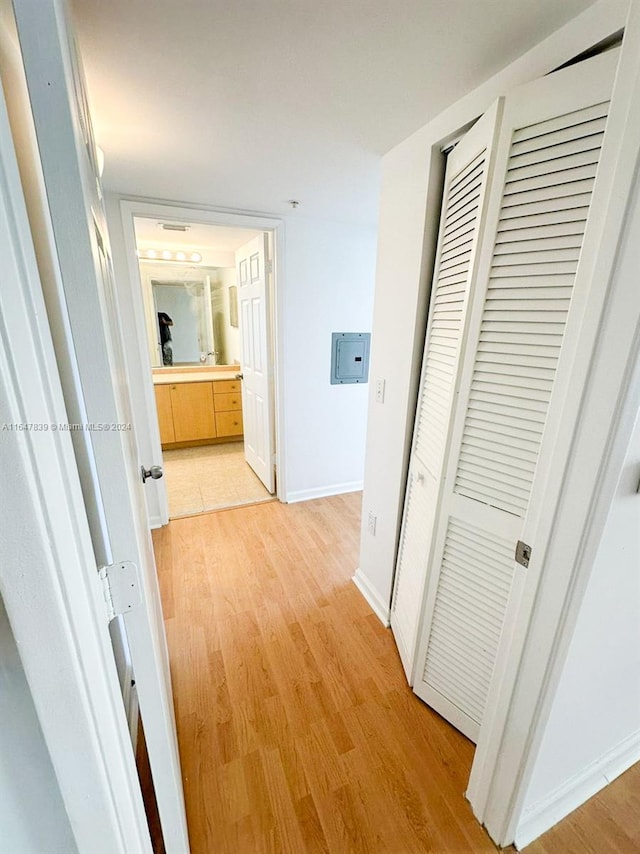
[0,62,152,854]
[465,5,640,844]
[117,197,285,523]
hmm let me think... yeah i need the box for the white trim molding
[515,731,640,850]
[352,569,391,627]
[285,481,363,504]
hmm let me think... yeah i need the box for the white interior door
[13,1,189,850]
[0,66,156,852]
[412,48,619,743]
[236,233,275,492]
[391,102,503,678]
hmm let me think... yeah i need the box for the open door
[0,58,155,852]
[12,1,189,850]
[390,102,503,679]
[236,233,276,492]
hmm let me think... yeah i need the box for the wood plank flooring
[525,763,640,854]
[152,493,640,852]
[152,493,497,853]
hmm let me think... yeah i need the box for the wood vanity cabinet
[154,384,176,445]
[213,380,244,437]
[154,378,243,447]
[171,382,216,442]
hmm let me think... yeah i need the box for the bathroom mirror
[132,213,263,370]
[153,280,205,365]
[139,260,241,368]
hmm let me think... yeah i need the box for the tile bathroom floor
[162,442,273,518]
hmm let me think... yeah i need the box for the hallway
[152,493,494,852]
[151,494,640,853]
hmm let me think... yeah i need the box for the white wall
[515,410,640,848]
[355,0,629,623]
[0,596,77,854]
[282,215,376,501]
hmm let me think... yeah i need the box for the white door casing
[236,233,276,493]
[12,1,189,850]
[117,199,285,516]
[390,101,504,679]
[411,48,620,743]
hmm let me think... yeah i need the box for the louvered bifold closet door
[412,48,619,742]
[390,104,503,679]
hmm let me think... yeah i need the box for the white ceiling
[133,217,261,252]
[72,0,595,226]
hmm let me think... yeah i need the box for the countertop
[152,370,240,385]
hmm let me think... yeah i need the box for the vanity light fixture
[137,248,203,263]
[159,222,191,232]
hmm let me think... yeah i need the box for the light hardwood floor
[525,763,640,853]
[152,493,640,853]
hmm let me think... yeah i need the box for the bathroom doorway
[119,203,282,521]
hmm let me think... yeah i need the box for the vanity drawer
[216,410,243,437]
[213,379,240,394]
[214,392,241,412]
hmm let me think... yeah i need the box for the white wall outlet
[375,377,385,404]
[367,511,377,536]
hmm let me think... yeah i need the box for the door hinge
[99,561,141,622]
[266,259,273,274]
[515,540,532,569]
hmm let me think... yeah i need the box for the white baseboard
[285,481,363,504]
[352,569,391,627]
[149,513,163,529]
[515,729,640,850]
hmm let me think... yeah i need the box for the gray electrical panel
[330,332,371,384]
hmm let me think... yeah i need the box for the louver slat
[510,102,608,145]
[454,102,608,517]
[423,519,515,725]
[414,153,486,476]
